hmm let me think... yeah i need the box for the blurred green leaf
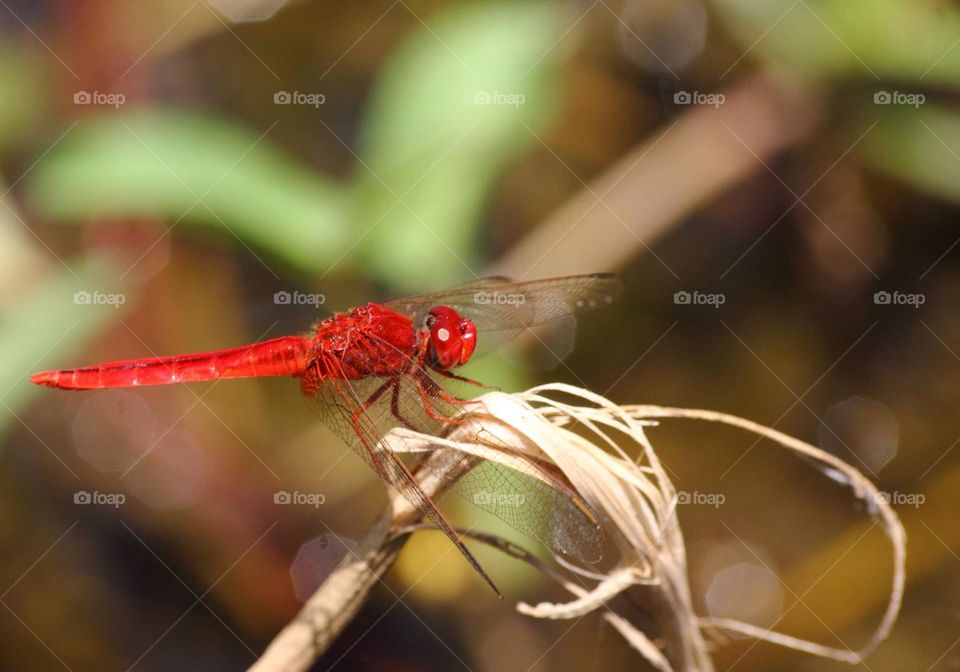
[0,44,48,153]
[0,256,128,433]
[715,0,960,85]
[861,105,960,204]
[355,2,566,289]
[25,110,349,273]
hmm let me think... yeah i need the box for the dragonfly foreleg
[412,371,474,427]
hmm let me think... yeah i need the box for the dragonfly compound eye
[458,318,477,365]
[426,306,467,369]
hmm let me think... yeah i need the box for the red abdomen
[31,336,314,390]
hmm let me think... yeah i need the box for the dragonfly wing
[306,346,603,563]
[383,274,621,359]
[450,448,603,563]
[308,369,503,593]
[383,273,622,333]
[383,276,512,322]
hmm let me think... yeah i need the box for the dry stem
[250,451,475,672]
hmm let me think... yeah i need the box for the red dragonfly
[33,274,620,593]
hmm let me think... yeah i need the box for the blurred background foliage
[1,0,959,670]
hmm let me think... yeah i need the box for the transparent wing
[383,273,622,335]
[307,361,502,591]
[304,341,603,563]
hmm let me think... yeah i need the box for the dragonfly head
[424,306,477,369]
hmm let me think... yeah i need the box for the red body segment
[30,335,315,390]
[310,304,419,380]
[30,303,425,391]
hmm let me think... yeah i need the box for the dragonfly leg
[412,372,475,427]
[312,357,502,596]
[348,377,394,428]
[389,378,421,432]
[419,371,486,408]
[433,368,499,390]
[299,360,326,396]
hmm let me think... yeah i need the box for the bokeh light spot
[706,561,783,627]
[619,0,708,73]
[72,390,157,473]
[818,397,899,472]
[205,0,289,23]
[126,430,209,510]
[290,533,356,602]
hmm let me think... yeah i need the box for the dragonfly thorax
[312,304,418,379]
